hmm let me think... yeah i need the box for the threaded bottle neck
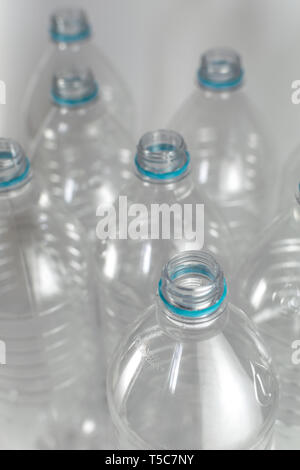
[158,250,227,321]
[0,140,31,192]
[50,8,91,43]
[135,130,190,182]
[198,48,244,90]
[51,68,99,108]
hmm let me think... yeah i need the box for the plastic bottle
[107,250,278,450]
[23,7,134,142]
[0,139,106,449]
[32,67,133,241]
[96,129,233,357]
[235,184,300,450]
[170,48,274,257]
[278,145,300,211]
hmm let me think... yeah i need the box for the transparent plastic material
[23,7,134,142]
[235,189,300,450]
[0,139,107,450]
[32,67,133,241]
[278,146,300,211]
[170,48,274,257]
[97,130,234,358]
[107,250,279,450]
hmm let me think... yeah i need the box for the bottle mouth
[135,130,190,182]
[0,139,31,191]
[51,68,99,107]
[158,250,227,318]
[198,48,244,90]
[50,8,91,43]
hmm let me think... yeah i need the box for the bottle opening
[159,250,227,318]
[50,8,91,43]
[51,68,99,107]
[198,48,243,90]
[135,130,190,182]
[0,140,31,191]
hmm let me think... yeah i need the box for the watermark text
[96,196,204,245]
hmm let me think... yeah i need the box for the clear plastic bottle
[32,67,133,241]
[170,48,274,257]
[0,139,106,450]
[278,146,300,211]
[235,186,300,450]
[96,129,233,358]
[107,250,279,450]
[23,7,134,142]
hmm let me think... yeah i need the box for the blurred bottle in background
[107,250,278,450]
[0,139,107,450]
[170,48,275,259]
[235,183,300,450]
[96,129,233,358]
[278,146,300,212]
[23,7,134,143]
[32,67,133,242]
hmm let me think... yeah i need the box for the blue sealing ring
[198,69,244,90]
[158,277,227,318]
[51,84,99,107]
[135,151,190,181]
[50,27,91,43]
[0,157,31,189]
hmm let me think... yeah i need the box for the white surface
[0,0,299,164]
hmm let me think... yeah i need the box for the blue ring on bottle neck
[135,150,190,181]
[51,84,99,108]
[50,27,91,43]
[0,157,31,189]
[197,69,244,90]
[158,274,227,318]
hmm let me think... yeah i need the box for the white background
[0,0,299,163]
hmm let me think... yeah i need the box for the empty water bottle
[278,145,300,211]
[96,129,233,357]
[235,184,300,450]
[32,67,133,241]
[23,7,134,142]
[0,139,106,450]
[170,48,274,257]
[107,250,278,449]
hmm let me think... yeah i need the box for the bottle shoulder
[235,205,300,319]
[239,205,300,264]
[97,174,233,282]
[34,101,134,146]
[108,301,278,449]
[171,86,265,138]
[32,41,131,97]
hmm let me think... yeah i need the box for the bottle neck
[157,251,228,337]
[135,130,190,183]
[50,8,91,44]
[0,141,43,210]
[51,69,99,109]
[0,141,32,194]
[198,48,244,92]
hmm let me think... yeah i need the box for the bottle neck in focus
[157,251,228,337]
[135,130,190,184]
